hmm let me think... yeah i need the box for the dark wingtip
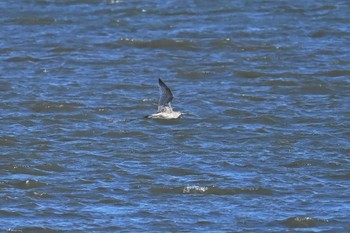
[158,78,163,84]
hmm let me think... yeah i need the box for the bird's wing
[158,78,173,112]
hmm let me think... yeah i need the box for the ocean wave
[6,17,56,25]
[1,165,48,176]
[14,179,47,189]
[101,38,198,51]
[0,136,17,146]
[29,101,84,113]
[5,56,41,62]
[281,216,330,228]
[7,226,58,233]
[27,191,51,199]
[150,185,273,195]
[317,70,350,77]
[35,163,65,172]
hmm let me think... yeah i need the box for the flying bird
[145,79,182,119]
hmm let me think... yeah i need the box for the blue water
[1,1,350,232]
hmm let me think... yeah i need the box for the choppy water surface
[1,0,350,232]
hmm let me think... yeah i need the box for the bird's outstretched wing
[158,78,173,112]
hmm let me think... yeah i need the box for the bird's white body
[147,107,182,119]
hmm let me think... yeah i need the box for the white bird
[146,79,182,119]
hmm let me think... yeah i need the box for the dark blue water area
[1,1,350,232]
